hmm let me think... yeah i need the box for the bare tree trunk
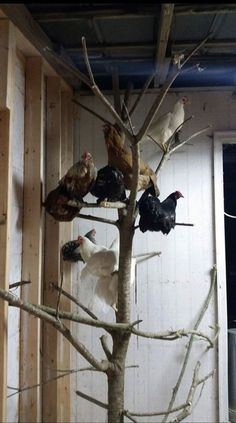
[106,208,134,422]
[107,333,131,422]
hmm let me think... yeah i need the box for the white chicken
[145,96,189,147]
[80,236,119,279]
[77,235,107,263]
[78,235,120,313]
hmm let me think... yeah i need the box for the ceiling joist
[0,3,84,89]
[154,3,174,88]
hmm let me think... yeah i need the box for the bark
[107,333,131,423]
[107,200,135,422]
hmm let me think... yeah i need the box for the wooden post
[0,20,15,108]
[57,90,73,422]
[0,19,15,423]
[42,76,61,422]
[0,109,11,423]
[19,56,44,423]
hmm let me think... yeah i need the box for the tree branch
[136,34,210,143]
[72,98,112,125]
[76,213,119,227]
[9,280,31,289]
[125,363,214,419]
[68,199,127,209]
[0,289,110,373]
[170,362,215,422]
[162,265,217,422]
[7,365,97,398]
[51,283,99,320]
[23,301,214,347]
[76,389,108,410]
[155,125,211,177]
[100,335,112,360]
[82,37,133,143]
[131,328,214,347]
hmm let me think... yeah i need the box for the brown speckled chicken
[59,151,97,200]
[103,124,159,195]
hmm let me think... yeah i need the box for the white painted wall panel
[70,90,236,423]
[7,52,25,422]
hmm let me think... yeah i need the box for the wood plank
[0,20,15,422]
[57,90,73,422]
[0,20,16,108]
[19,56,44,423]
[42,76,61,423]
[154,4,174,87]
[0,4,86,89]
[0,109,11,423]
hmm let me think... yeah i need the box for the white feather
[142,98,186,146]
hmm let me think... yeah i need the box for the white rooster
[145,96,189,147]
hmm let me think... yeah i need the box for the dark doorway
[223,144,236,329]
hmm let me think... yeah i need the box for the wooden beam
[42,76,61,423]
[31,7,161,22]
[175,3,236,15]
[57,90,73,423]
[66,42,155,54]
[19,57,44,423]
[0,109,11,423]
[154,3,174,87]
[0,4,87,89]
[0,20,16,108]
[0,19,15,422]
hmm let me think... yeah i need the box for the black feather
[61,229,96,262]
[138,190,182,235]
[90,165,126,202]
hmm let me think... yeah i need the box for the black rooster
[90,165,126,203]
[138,188,184,234]
[61,229,97,262]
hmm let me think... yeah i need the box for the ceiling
[23,3,236,91]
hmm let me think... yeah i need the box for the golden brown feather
[103,124,159,195]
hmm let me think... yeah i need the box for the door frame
[214,131,236,422]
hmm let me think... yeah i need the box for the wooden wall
[0,19,73,423]
[71,91,236,422]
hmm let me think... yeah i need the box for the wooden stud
[57,89,73,422]
[19,56,44,423]
[154,4,174,87]
[42,76,61,423]
[0,20,15,108]
[0,19,15,422]
[0,109,11,423]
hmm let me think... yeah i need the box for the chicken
[103,124,159,195]
[139,188,184,234]
[80,236,119,279]
[61,229,96,262]
[77,234,108,263]
[90,165,126,203]
[43,185,79,222]
[59,151,97,200]
[79,236,120,313]
[145,97,189,147]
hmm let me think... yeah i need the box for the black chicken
[90,165,126,203]
[61,229,97,262]
[138,188,184,234]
